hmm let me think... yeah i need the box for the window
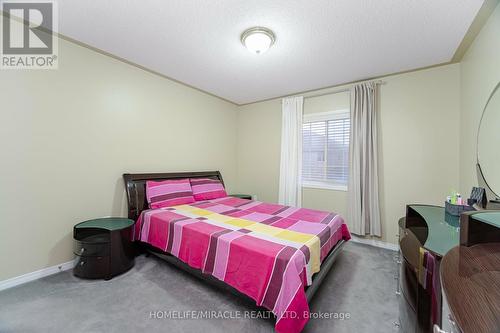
[302,110,350,191]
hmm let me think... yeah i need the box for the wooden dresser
[398,205,500,333]
[398,205,460,333]
[439,211,500,333]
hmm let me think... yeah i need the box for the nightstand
[73,217,135,280]
[229,194,252,200]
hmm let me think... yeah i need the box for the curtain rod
[303,80,385,100]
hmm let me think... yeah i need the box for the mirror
[477,81,500,199]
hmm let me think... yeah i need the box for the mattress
[134,196,351,333]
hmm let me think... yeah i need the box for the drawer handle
[448,314,457,328]
[433,324,449,333]
[80,248,86,253]
[80,261,85,266]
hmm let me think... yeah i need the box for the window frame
[301,109,350,192]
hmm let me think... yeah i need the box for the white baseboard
[0,259,75,292]
[350,235,399,251]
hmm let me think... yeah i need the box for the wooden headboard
[123,171,224,221]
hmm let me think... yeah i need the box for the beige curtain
[347,82,381,236]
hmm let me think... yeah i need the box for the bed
[123,171,351,333]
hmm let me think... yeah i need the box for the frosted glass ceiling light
[241,27,275,54]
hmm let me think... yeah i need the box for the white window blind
[302,110,350,190]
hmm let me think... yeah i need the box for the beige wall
[377,65,460,243]
[236,64,461,244]
[3,6,498,281]
[236,99,282,203]
[303,91,350,115]
[0,38,238,281]
[459,4,500,195]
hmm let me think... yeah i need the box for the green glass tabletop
[409,205,460,256]
[230,194,252,198]
[472,211,500,228]
[75,217,134,231]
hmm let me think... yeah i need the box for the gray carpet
[0,242,398,333]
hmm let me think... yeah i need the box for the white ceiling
[58,0,484,104]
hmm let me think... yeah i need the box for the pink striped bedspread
[134,196,351,333]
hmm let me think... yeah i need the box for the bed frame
[123,171,346,304]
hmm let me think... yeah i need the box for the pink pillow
[190,178,227,201]
[146,179,195,209]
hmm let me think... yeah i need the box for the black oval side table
[73,217,135,280]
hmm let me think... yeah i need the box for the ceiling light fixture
[241,27,275,54]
